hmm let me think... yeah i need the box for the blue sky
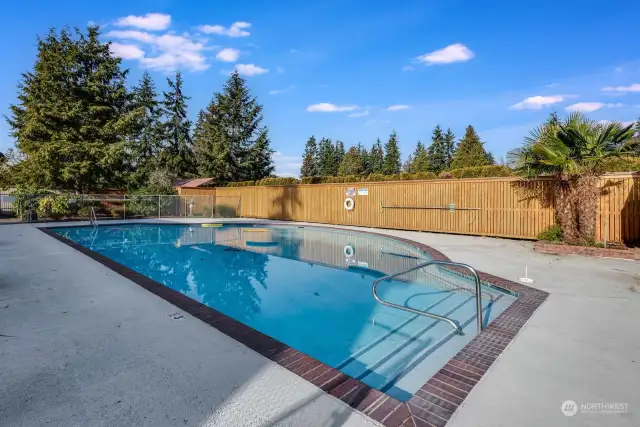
[2,0,640,176]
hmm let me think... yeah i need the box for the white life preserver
[344,197,355,211]
[344,245,355,258]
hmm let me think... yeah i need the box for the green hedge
[440,165,514,179]
[227,168,515,187]
[255,177,300,186]
[601,156,640,172]
[226,180,255,187]
[299,172,438,184]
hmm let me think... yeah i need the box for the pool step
[339,291,510,401]
[339,292,473,380]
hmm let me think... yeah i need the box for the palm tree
[508,112,636,243]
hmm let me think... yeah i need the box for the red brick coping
[40,223,548,427]
[534,241,639,260]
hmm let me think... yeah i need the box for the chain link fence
[4,193,241,222]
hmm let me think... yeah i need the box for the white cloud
[269,85,295,95]
[601,83,640,93]
[115,13,171,31]
[306,103,358,113]
[276,66,285,74]
[510,95,570,110]
[109,43,145,59]
[565,102,623,112]
[198,22,251,37]
[234,63,268,76]
[106,30,209,71]
[216,48,240,62]
[565,102,604,112]
[545,83,559,88]
[387,104,410,111]
[348,110,369,118]
[106,30,156,43]
[416,43,474,65]
[402,66,415,72]
[273,152,301,177]
[615,66,624,73]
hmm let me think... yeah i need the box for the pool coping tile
[39,222,548,427]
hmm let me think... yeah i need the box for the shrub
[601,156,640,173]
[443,165,514,179]
[75,199,101,217]
[77,205,93,217]
[126,193,159,217]
[537,224,563,242]
[365,173,388,182]
[256,177,300,186]
[300,176,324,184]
[439,171,453,179]
[226,180,255,187]
[109,206,121,218]
[413,171,438,180]
[36,195,71,219]
[10,186,47,220]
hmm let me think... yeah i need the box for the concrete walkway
[1,220,639,427]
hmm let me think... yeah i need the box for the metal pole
[158,196,161,219]
[123,195,126,220]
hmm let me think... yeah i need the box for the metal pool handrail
[90,207,98,228]
[372,260,483,336]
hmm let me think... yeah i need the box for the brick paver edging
[534,241,639,260]
[40,223,548,427]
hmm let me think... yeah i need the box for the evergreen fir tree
[338,146,365,176]
[402,156,413,173]
[409,141,430,172]
[7,26,129,192]
[128,71,163,188]
[383,131,401,174]
[161,71,196,178]
[359,143,373,175]
[427,126,447,173]
[443,128,456,170]
[370,139,385,173]
[333,140,345,175]
[451,125,494,169]
[317,138,335,176]
[300,136,318,177]
[193,71,274,182]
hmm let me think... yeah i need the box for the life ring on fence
[344,245,355,258]
[344,198,355,211]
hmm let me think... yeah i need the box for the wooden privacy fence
[178,173,640,243]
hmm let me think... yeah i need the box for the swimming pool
[51,223,517,402]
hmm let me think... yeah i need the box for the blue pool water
[52,223,517,401]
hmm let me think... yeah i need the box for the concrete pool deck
[2,219,639,426]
